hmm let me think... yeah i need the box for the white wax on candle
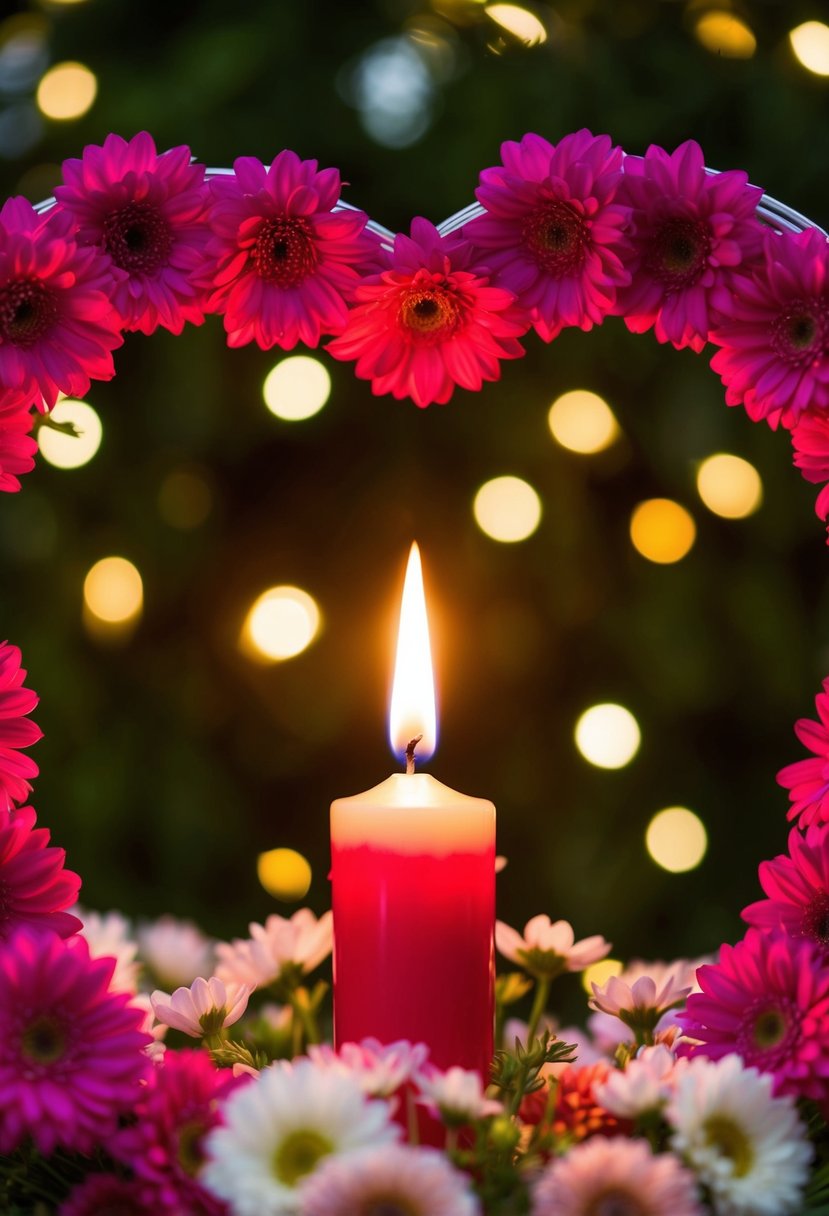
[331,773,495,855]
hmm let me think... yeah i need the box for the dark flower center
[738,995,801,1067]
[802,892,829,946]
[0,278,58,347]
[522,200,588,277]
[584,1188,647,1216]
[102,201,172,274]
[399,287,460,345]
[771,300,827,366]
[646,217,711,289]
[252,217,318,287]
[21,1015,66,1065]
[359,1198,419,1216]
[177,1118,207,1177]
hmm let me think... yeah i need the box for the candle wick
[405,734,423,776]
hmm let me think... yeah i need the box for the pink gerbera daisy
[55,131,211,336]
[0,401,36,492]
[0,804,81,939]
[0,639,42,810]
[615,139,764,352]
[0,926,151,1155]
[58,1173,149,1216]
[710,227,829,427]
[777,676,829,827]
[465,129,631,341]
[327,217,526,407]
[743,824,829,953]
[202,149,373,350]
[678,928,829,1103]
[0,196,122,409]
[789,408,829,536]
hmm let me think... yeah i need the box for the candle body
[331,773,495,1078]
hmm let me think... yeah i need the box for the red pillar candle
[330,543,496,1078]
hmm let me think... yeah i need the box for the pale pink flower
[415,1063,503,1124]
[496,914,610,979]
[590,972,692,1026]
[150,975,252,1037]
[300,1143,481,1216]
[215,907,333,989]
[137,913,215,988]
[593,1044,685,1119]
[75,906,140,994]
[308,1037,429,1098]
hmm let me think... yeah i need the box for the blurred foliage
[0,0,827,1013]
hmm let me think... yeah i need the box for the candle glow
[389,542,437,763]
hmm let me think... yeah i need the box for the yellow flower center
[272,1128,333,1186]
[704,1114,754,1177]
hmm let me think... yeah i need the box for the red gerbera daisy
[743,823,829,954]
[777,676,829,828]
[0,804,81,940]
[55,131,211,336]
[327,217,526,407]
[0,402,36,492]
[0,639,42,810]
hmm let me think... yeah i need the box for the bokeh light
[36,61,97,121]
[696,453,762,519]
[37,399,102,469]
[257,847,312,901]
[547,389,620,455]
[789,21,829,76]
[630,498,696,564]
[263,356,331,421]
[486,4,547,45]
[157,468,213,530]
[83,557,143,625]
[693,12,756,58]
[574,703,641,770]
[582,957,623,995]
[473,476,542,543]
[241,586,321,662]
[645,807,708,873]
[344,36,433,148]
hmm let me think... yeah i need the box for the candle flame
[389,542,437,764]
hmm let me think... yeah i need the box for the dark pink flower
[0,402,36,492]
[678,928,829,1103]
[789,409,829,536]
[777,677,829,828]
[710,227,829,427]
[59,1173,149,1216]
[743,824,829,953]
[111,1049,238,1214]
[615,140,764,352]
[0,926,151,1154]
[0,804,81,939]
[55,132,211,336]
[464,129,631,341]
[0,639,42,810]
[202,149,373,350]
[0,196,122,409]
[327,217,526,407]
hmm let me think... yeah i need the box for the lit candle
[330,543,496,1077]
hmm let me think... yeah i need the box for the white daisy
[594,1044,685,1119]
[415,1064,503,1125]
[215,909,333,989]
[299,1143,481,1215]
[150,975,253,1037]
[137,914,214,987]
[667,1053,812,1215]
[496,915,610,979]
[202,1057,398,1216]
[307,1037,430,1097]
[75,906,141,994]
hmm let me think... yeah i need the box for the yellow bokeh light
[486,4,547,45]
[646,806,708,873]
[83,556,143,625]
[37,399,102,469]
[241,586,321,662]
[157,469,212,530]
[263,356,332,422]
[547,389,621,455]
[473,476,542,543]
[582,957,623,995]
[574,703,641,770]
[257,847,312,901]
[696,453,762,519]
[630,498,696,564]
[789,21,829,76]
[694,12,756,58]
[36,61,97,121]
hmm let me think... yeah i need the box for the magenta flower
[710,227,829,427]
[678,928,829,1103]
[58,1173,148,1216]
[0,804,81,939]
[777,676,829,828]
[328,218,526,407]
[465,129,631,341]
[0,402,36,492]
[0,196,122,409]
[743,824,829,952]
[202,149,373,350]
[0,926,151,1155]
[790,408,829,531]
[0,639,42,810]
[615,140,764,352]
[55,131,211,336]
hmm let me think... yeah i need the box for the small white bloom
[496,915,610,977]
[667,1053,812,1215]
[137,914,214,988]
[594,1044,685,1119]
[75,906,140,994]
[590,971,691,1021]
[151,975,253,1037]
[415,1064,503,1123]
[300,1143,481,1216]
[215,909,333,990]
[308,1038,430,1098]
[202,1058,398,1216]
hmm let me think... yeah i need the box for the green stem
[525,976,551,1044]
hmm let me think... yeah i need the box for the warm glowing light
[36,61,97,121]
[241,586,321,662]
[157,469,212,530]
[630,498,696,564]
[575,703,641,770]
[487,4,547,45]
[389,542,437,763]
[474,476,542,543]
[646,807,708,873]
[37,399,102,469]
[790,21,829,76]
[263,356,332,421]
[694,12,756,58]
[582,957,623,995]
[547,389,620,454]
[257,847,312,901]
[83,556,143,625]
[696,453,762,519]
